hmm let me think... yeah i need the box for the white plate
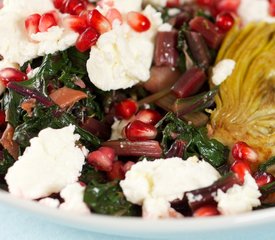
[1,189,275,238]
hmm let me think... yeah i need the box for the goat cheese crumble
[0,0,78,70]
[86,5,163,91]
[5,125,85,199]
[212,59,236,86]
[120,156,220,219]
[215,173,261,215]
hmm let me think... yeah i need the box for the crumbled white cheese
[113,0,142,13]
[215,173,261,215]
[59,182,90,214]
[238,0,275,25]
[5,125,86,199]
[142,198,172,219]
[143,0,192,7]
[158,23,173,32]
[87,5,163,91]
[39,197,60,208]
[120,156,220,219]
[0,0,78,70]
[212,59,236,85]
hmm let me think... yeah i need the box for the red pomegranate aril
[38,12,58,32]
[196,0,214,7]
[107,161,125,180]
[231,160,251,183]
[214,0,240,14]
[64,0,87,15]
[87,9,111,34]
[193,205,219,217]
[87,149,114,171]
[53,0,65,9]
[216,12,235,32]
[106,8,123,25]
[127,11,151,32]
[97,146,116,162]
[125,120,157,141]
[115,99,138,120]
[123,161,135,173]
[135,109,162,125]
[269,3,275,16]
[166,0,180,8]
[232,141,258,162]
[63,15,87,33]
[253,171,274,187]
[0,68,28,86]
[75,27,100,52]
[25,14,41,36]
[0,110,6,126]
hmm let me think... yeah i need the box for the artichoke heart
[210,22,275,163]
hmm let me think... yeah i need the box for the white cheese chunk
[238,0,275,25]
[120,156,220,219]
[5,125,86,199]
[87,5,163,91]
[39,197,60,208]
[212,59,236,86]
[215,173,261,215]
[0,0,78,70]
[59,182,90,214]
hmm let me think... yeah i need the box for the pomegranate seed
[38,12,58,32]
[269,2,275,16]
[123,161,135,173]
[196,0,214,7]
[214,0,240,13]
[253,171,274,187]
[135,109,162,125]
[216,12,235,32]
[107,161,125,180]
[232,141,258,162]
[125,120,157,141]
[166,0,180,8]
[87,9,111,34]
[75,27,100,52]
[97,0,114,8]
[0,110,6,126]
[53,0,65,9]
[0,68,28,86]
[193,205,219,217]
[97,146,116,162]
[127,11,151,32]
[63,15,87,33]
[79,181,86,187]
[87,149,114,171]
[63,0,87,15]
[105,8,123,25]
[231,160,251,183]
[115,99,138,120]
[25,14,41,36]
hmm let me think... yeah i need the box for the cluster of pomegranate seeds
[215,12,235,32]
[193,205,220,217]
[25,11,59,38]
[127,11,151,33]
[87,146,134,180]
[0,68,28,86]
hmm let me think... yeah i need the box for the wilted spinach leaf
[157,113,228,167]
[84,180,141,216]
[0,150,15,176]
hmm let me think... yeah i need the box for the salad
[0,0,274,219]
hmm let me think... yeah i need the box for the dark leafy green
[84,180,141,216]
[0,150,15,176]
[157,113,228,167]
[259,156,275,173]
